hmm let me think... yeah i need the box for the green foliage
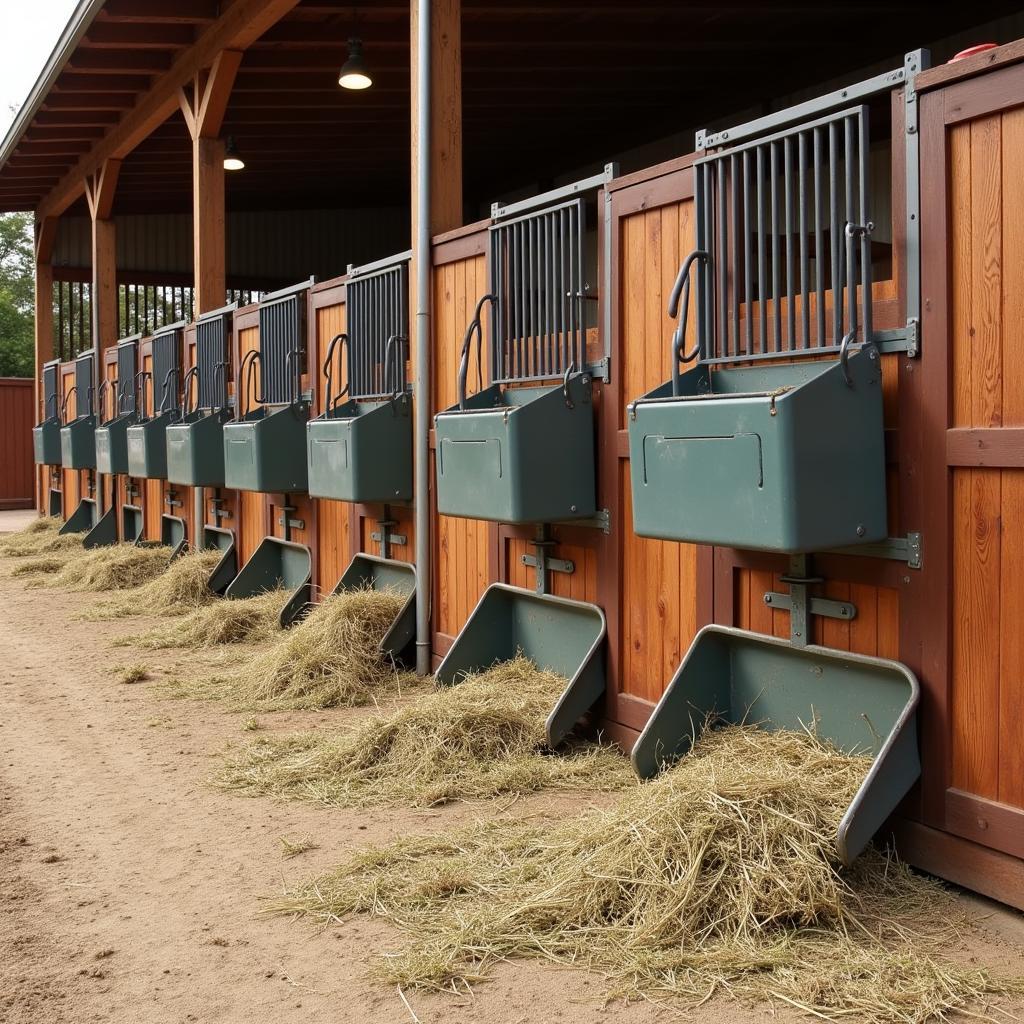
[0,212,34,377]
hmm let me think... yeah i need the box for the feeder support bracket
[523,524,575,595]
[373,506,406,560]
[764,555,857,646]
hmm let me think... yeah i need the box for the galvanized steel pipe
[413,0,432,676]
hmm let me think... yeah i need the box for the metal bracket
[586,356,611,383]
[165,488,182,510]
[209,496,233,522]
[764,554,857,647]
[555,508,610,534]
[828,531,922,569]
[373,507,404,560]
[278,516,305,530]
[527,524,575,595]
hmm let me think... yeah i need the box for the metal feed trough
[202,525,237,595]
[33,359,63,466]
[127,322,185,480]
[166,304,234,488]
[95,336,140,477]
[434,173,612,525]
[307,253,412,503]
[632,626,920,866]
[626,53,930,862]
[224,537,312,628]
[434,172,619,739]
[332,554,417,663]
[60,350,97,470]
[223,280,312,494]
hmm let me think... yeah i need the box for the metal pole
[413,0,432,676]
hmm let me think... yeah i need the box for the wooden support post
[179,49,241,317]
[34,218,57,513]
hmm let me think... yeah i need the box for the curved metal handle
[562,361,576,409]
[839,330,856,387]
[322,332,349,413]
[668,249,709,396]
[458,293,497,411]
[45,390,59,420]
[134,370,151,420]
[60,385,77,424]
[182,366,199,416]
[383,333,406,407]
[283,348,303,406]
[158,366,179,416]
[239,349,261,417]
[96,379,111,425]
[214,360,228,413]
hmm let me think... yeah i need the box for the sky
[0,0,80,137]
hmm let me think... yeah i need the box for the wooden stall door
[0,378,35,510]
[924,64,1024,862]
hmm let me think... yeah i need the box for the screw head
[856,524,866,536]
[570,504,577,513]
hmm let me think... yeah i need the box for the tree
[0,212,35,377]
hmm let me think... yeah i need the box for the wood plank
[950,122,973,429]
[947,427,1024,467]
[946,789,1024,860]
[998,470,1024,808]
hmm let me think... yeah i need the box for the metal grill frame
[255,278,314,408]
[344,250,411,401]
[692,104,872,367]
[483,164,617,389]
[194,303,235,412]
[42,359,60,421]
[687,49,928,366]
[151,321,186,416]
[115,335,141,416]
[73,350,94,418]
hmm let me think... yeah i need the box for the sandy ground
[1,517,1023,1024]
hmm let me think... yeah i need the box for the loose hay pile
[85,549,223,620]
[122,590,285,649]
[217,654,633,805]
[28,543,173,592]
[221,587,409,709]
[0,516,83,559]
[269,725,1020,1023]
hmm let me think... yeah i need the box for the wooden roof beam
[37,0,304,219]
[82,23,197,48]
[99,0,219,23]
[66,50,173,73]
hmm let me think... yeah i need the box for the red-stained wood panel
[0,379,34,509]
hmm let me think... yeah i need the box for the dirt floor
[1,513,1024,1024]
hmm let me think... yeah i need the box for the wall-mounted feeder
[332,553,417,663]
[60,350,97,470]
[95,336,140,476]
[202,525,237,595]
[627,104,894,554]
[33,359,63,466]
[307,253,412,503]
[167,305,235,487]
[632,625,920,866]
[224,280,313,493]
[225,534,312,628]
[127,322,185,480]
[434,176,612,525]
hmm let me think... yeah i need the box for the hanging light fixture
[223,136,245,171]
[338,38,372,90]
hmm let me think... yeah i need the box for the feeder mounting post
[764,555,858,646]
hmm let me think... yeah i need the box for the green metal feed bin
[202,525,237,595]
[435,583,607,748]
[127,411,175,479]
[332,554,417,662]
[434,375,596,524]
[60,416,96,470]
[307,396,412,503]
[166,409,230,487]
[59,497,98,534]
[224,537,312,627]
[631,625,920,865]
[223,404,310,493]
[33,419,62,466]
[122,504,145,544]
[95,413,136,475]
[627,348,887,553]
[47,488,62,518]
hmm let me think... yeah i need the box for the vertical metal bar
[730,153,739,354]
[829,120,841,344]
[575,201,585,370]
[814,126,825,348]
[844,114,857,341]
[557,208,566,374]
[770,142,780,351]
[717,159,727,359]
[756,145,766,354]
[743,150,752,355]
[784,135,795,349]
[694,164,705,361]
[859,109,872,344]
[799,129,810,348]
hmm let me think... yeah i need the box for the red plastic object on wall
[949,43,999,62]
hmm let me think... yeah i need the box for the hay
[216,654,633,806]
[123,590,285,650]
[0,525,84,559]
[223,587,409,710]
[268,725,1020,1022]
[7,554,77,579]
[28,543,173,592]
[84,549,223,620]
[114,663,150,685]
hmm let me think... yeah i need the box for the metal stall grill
[693,105,872,365]
[346,256,409,399]
[488,198,588,385]
[258,287,307,406]
[195,310,231,411]
[151,324,184,414]
[74,351,94,417]
[42,360,60,419]
[115,339,138,415]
